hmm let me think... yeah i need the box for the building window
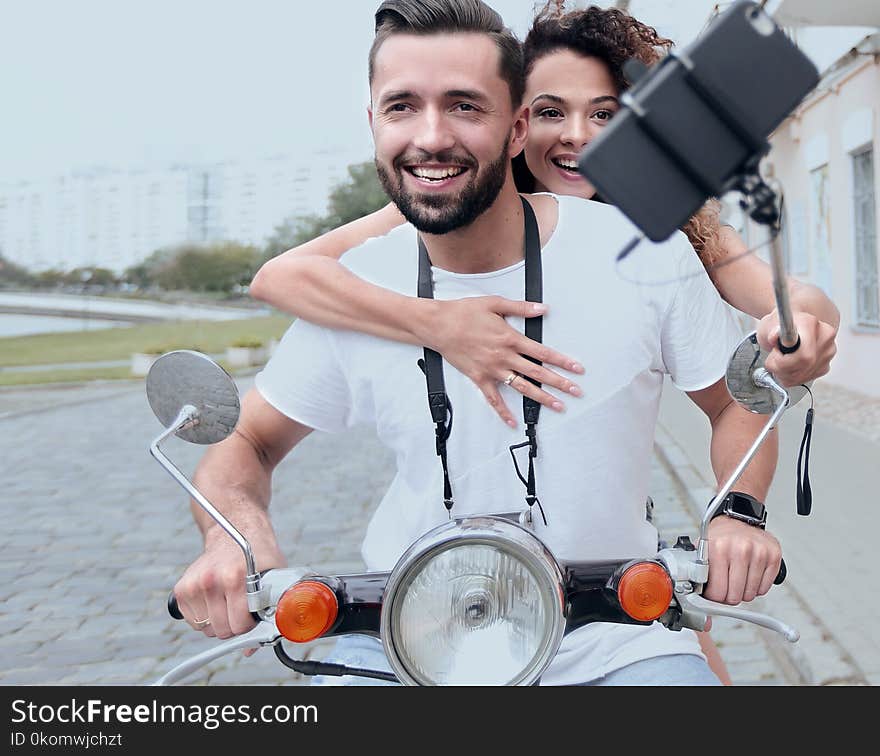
[853,146,878,328]
[809,164,833,296]
[781,199,809,276]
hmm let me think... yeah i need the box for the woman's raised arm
[708,225,839,386]
[249,205,585,427]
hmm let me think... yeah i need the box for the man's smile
[403,163,471,189]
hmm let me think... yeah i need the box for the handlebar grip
[167,589,263,623]
[774,557,787,585]
[168,591,184,620]
[777,335,801,355]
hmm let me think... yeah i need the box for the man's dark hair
[369,0,524,109]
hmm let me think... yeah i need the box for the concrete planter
[225,345,268,367]
[131,352,162,377]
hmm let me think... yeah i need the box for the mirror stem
[150,405,266,613]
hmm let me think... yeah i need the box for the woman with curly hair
[248,2,839,684]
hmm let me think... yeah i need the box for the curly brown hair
[514,2,726,268]
[524,1,671,89]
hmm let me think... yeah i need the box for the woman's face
[523,50,620,199]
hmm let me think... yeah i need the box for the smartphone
[577,0,819,241]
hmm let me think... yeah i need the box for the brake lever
[680,592,799,643]
[152,621,282,686]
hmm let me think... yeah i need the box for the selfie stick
[735,169,800,352]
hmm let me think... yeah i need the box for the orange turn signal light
[617,561,673,622]
[276,580,339,643]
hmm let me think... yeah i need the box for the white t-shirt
[256,194,743,684]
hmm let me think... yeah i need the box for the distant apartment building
[185,149,357,246]
[0,169,188,274]
[0,150,367,274]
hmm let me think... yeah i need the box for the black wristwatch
[710,491,767,529]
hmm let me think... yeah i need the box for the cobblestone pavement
[1,378,795,686]
[809,381,880,443]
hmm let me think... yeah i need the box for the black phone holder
[577,0,819,243]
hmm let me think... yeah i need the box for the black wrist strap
[796,390,814,516]
[417,196,543,517]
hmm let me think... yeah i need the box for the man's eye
[455,102,478,112]
[538,107,563,119]
[387,103,410,113]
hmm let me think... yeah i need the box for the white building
[739,1,880,398]
[1,169,190,274]
[0,150,369,274]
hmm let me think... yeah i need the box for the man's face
[369,33,524,234]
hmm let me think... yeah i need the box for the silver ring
[193,617,211,628]
[503,372,519,386]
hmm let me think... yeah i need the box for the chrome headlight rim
[381,515,566,686]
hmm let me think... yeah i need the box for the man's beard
[376,144,509,234]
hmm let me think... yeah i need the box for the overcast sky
[1,0,870,184]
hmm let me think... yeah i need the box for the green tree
[0,254,35,287]
[123,247,177,289]
[325,161,389,228]
[34,269,66,288]
[155,242,262,292]
[65,266,118,287]
[263,160,388,260]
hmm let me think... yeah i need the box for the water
[0,314,131,338]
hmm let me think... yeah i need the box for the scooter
[146,322,804,686]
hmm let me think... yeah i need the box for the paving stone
[810,382,880,443]
[55,658,161,685]
[0,636,48,657]
[1,593,43,613]
[0,615,29,635]
[727,660,785,685]
[716,642,773,664]
[41,638,122,666]
[206,660,293,686]
[0,667,54,684]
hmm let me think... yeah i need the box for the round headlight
[381,516,565,686]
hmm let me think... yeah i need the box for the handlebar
[167,590,262,624]
[167,591,184,620]
[775,558,787,585]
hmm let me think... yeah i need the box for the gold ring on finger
[193,617,211,628]
[503,372,519,386]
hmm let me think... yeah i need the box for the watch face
[725,493,766,525]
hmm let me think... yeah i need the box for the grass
[0,366,136,387]
[0,315,293,368]
[0,361,243,387]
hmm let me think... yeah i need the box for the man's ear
[367,104,374,130]
[509,104,529,159]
